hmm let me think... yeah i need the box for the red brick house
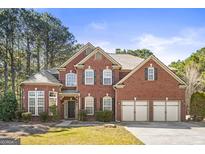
[21,42,187,121]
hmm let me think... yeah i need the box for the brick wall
[115,59,186,121]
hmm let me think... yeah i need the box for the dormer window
[148,67,154,81]
[66,73,77,87]
[85,69,94,85]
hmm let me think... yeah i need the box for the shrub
[0,92,18,121]
[22,112,32,122]
[190,92,205,121]
[78,110,87,121]
[49,105,59,121]
[39,112,49,122]
[15,110,24,121]
[96,111,113,122]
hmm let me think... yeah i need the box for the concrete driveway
[124,122,205,145]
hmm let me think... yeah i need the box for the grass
[21,126,143,145]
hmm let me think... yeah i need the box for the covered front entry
[64,100,75,119]
[64,99,78,119]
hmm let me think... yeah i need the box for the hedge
[190,92,205,118]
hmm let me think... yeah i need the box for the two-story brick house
[21,42,187,121]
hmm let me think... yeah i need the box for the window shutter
[94,97,97,113]
[100,70,103,85]
[154,68,158,80]
[94,70,96,84]
[82,71,85,84]
[81,97,84,110]
[112,98,115,121]
[112,71,115,84]
[144,68,148,80]
[100,97,103,111]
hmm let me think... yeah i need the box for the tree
[184,62,204,114]
[0,9,77,100]
[127,49,153,59]
[115,48,153,59]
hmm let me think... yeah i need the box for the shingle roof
[61,90,80,94]
[21,70,62,86]
[109,53,144,70]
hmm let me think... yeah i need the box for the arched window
[85,96,94,115]
[66,73,77,86]
[85,69,94,85]
[103,69,112,85]
[103,96,112,111]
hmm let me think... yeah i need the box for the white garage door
[135,101,148,121]
[153,101,180,121]
[122,101,134,121]
[122,100,148,121]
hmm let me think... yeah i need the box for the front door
[68,101,75,118]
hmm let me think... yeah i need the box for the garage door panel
[153,100,180,122]
[167,101,179,106]
[167,106,179,121]
[122,101,134,106]
[153,101,165,105]
[135,101,148,105]
[153,106,165,121]
[122,106,134,121]
[135,106,148,121]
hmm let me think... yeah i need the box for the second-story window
[148,67,154,81]
[103,69,112,85]
[85,69,94,85]
[66,73,77,87]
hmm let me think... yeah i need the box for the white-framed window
[49,91,58,106]
[85,69,94,85]
[66,73,77,87]
[85,96,94,115]
[148,67,154,81]
[28,91,45,116]
[103,96,112,111]
[103,69,112,85]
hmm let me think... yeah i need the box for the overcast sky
[36,8,205,65]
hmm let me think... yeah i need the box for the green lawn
[21,126,143,145]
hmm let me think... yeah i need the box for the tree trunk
[36,39,40,72]
[50,48,54,67]
[26,37,31,76]
[10,36,16,95]
[3,60,8,94]
[3,39,8,95]
[44,33,49,69]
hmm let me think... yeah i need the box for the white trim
[21,82,63,86]
[59,42,95,68]
[49,91,58,106]
[103,96,112,111]
[85,96,94,115]
[85,68,94,85]
[103,69,112,85]
[115,55,186,87]
[76,47,121,67]
[65,72,77,87]
[148,67,154,81]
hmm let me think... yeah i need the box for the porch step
[55,120,72,127]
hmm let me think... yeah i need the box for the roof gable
[114,55,186,87]
[75,47,122,67]
[59,42,95,68]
